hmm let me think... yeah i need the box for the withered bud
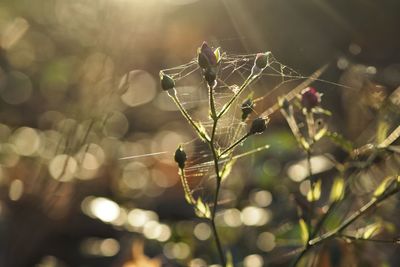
[174,146,187,169]
[160,72,175,91]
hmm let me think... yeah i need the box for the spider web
[160,51,308,203]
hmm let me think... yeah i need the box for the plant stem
[291,148,314,267]
[306,149,314,231]
[208,82,226,266]
[178,168,196,205]
[292,181,400,266]
[168,89,209,141]
[339,234,400,244]
[305,111,315,140]
[211,178,226,267]
[217,74,255,119]
[309,184,400,246]
[219,133,250,158]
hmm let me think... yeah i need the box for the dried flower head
[174,146,187,169]
[301,87,321,110]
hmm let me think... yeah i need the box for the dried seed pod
[301,87,321,110]
[174,146,187,169]
[160,72,175,91]
[249,117,268,135]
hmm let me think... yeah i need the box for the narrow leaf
[326,131,354,153]
[299,219,309,245]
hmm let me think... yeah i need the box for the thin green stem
[178,168,195,205]
[291,185,400,266]
[306,149,315,230]
[305,111,316,141]
[217,74,255,119]
[168,90,209,141]
[210,177,226,267]
[209,84,218,141]
[339,234,400,244]
[219,133,251,158]
[291,149,314,267]
[207,81,226,266]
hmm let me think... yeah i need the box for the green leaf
[373,176,395,198]
[299,219,309,245]
[326,131,354,153]
[330,177,345,202]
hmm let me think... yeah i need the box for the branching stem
[291,180,400,266]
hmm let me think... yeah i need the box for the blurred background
[0,0,399,266]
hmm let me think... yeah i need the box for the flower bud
[301,87,321,110]
[197,42,217,69]
[160,72,175,91]
[241,97,254,121]
[174,146,187,169]
[249,117,268,135]
[204,67,217,86]
[255,53,269,69]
